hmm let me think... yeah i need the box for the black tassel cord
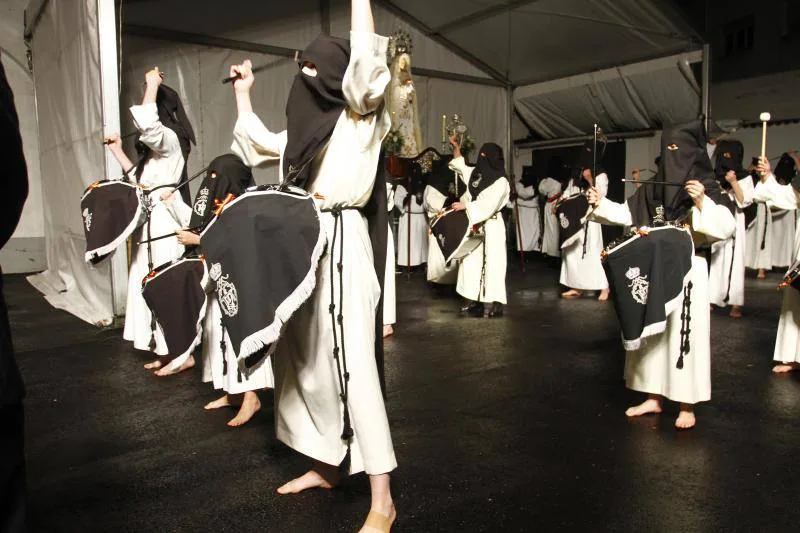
[677,281,693,369]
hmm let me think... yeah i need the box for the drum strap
[325,209,355,455]
[677,281,693,369]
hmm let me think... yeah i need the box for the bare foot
[154,355,195,377]
[772,363,800,374]
[675,406,696,429]
[359,506,397,533]
[277,467,339,495]
[598,289,609,301]
[729,306,742,319]
[757,269,767,279]
[227,392,261,427]
[204,394,234,410]
[625,397,662,417]
[144,360,163,370]
[561,289,582,299]
[383,324,394,338]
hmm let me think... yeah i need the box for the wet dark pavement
[9,257,800,532]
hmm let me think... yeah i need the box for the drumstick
[760,112,771,174]
[621,179,686,186]
[222,53,300,84]
[137,224,203,245]
[103,131,138,145]
[150,166,210,193]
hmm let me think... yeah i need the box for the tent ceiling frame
[375,0,511,86]
[121,24,504,87]
[430,0,546,34]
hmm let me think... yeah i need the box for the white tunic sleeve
[343,31,392,116]
[167,195,193,228]
[754,174,800,211]
[516,181,536,200]
[231,111,287,169]
[690,196,736,245]
[130,103,181,158]
[465,179,511,225]
[394,185,408,212]
[736,176,755,209]
[595,173,609,196]
[590,198,633,227]
[423,186,447,215]
[448,156,474,183]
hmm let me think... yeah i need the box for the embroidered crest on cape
[82,208,92,231]
[437,233,446,249]
[626,266,649,305]
[216,272,239,317]
[471,172,483,189]
[193,187,210,217]
[653,205,665,225]
[209,262,222,281]
[559,212,569,229]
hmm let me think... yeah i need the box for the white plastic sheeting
[515,52,702,140]
[26,0,116,325]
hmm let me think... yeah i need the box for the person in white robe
[752,154,800,373]
[559,169,609,300]
[771,207,796,268]
[586,120,736,429]
[538,176,562,258]
[394,184,428,268]
[105,68,188,372]
[448,137,510,318]
[228,3,397,529]
[708,172,754,317]
[514,177,541,252]
[159,156,273,426]
[745,201,773,277]
[383,182,396,337]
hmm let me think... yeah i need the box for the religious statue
[386,30,423,158]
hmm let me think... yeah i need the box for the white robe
[708,176,754,307]
[383,184,396,326]
[514,180,541,252]
[538,177,562,257]
[753,175,800,363]
[559,175,608,291]
[423,185,458,285]
[771,207,796,268]
[231,31,396,476]
[394,184,428,267]
[166,196,274,390]
[745,202,773,270]
[122,103,185,355]
[590,196,736,404]
[449,157,510,304]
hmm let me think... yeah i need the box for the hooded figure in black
[713,139,748,188]
[627,119,733,229]
[468,143,506,198]
[135,84,196,205]
[188,154,254,231]
[774,153,798,186]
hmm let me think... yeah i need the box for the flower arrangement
[383,129,406,155]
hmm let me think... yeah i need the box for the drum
[602,225,694,352]
[779,259,800,291]
[429,209,484,263]
[199,185,324,365]
[141,255,208,369]
[555,193,590,248]
[80,179,147,264]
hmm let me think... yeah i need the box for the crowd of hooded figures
[92,1,800,531]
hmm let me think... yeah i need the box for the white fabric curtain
[26,0,116,325]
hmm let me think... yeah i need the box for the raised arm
[342,26,390,116]
[104,132,135,174]
[129,67,182,158]
[351,0,375,33]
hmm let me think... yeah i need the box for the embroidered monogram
[209,262,222,281]
[626,266,649,305]
[653,205,665,225]
[437,233,446,249]
[193,187,209,217]
[559,212,569,229]
[82,208,92,232]
[217,273,239,317]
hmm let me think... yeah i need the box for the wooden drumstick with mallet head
[760,112,771,176]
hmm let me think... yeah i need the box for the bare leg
[625,394,663,417]
[675,404,696,429]
[359,473,396,533]
[729,305,742,319]
[227,391,261,427]
[276,461,340,495]
[382,325,394,338]
[154,355,195,377]
[597,288,609,301]
[757,269,767,279]
[773,362,800,374]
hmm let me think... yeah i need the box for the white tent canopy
[24,0,707,324]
